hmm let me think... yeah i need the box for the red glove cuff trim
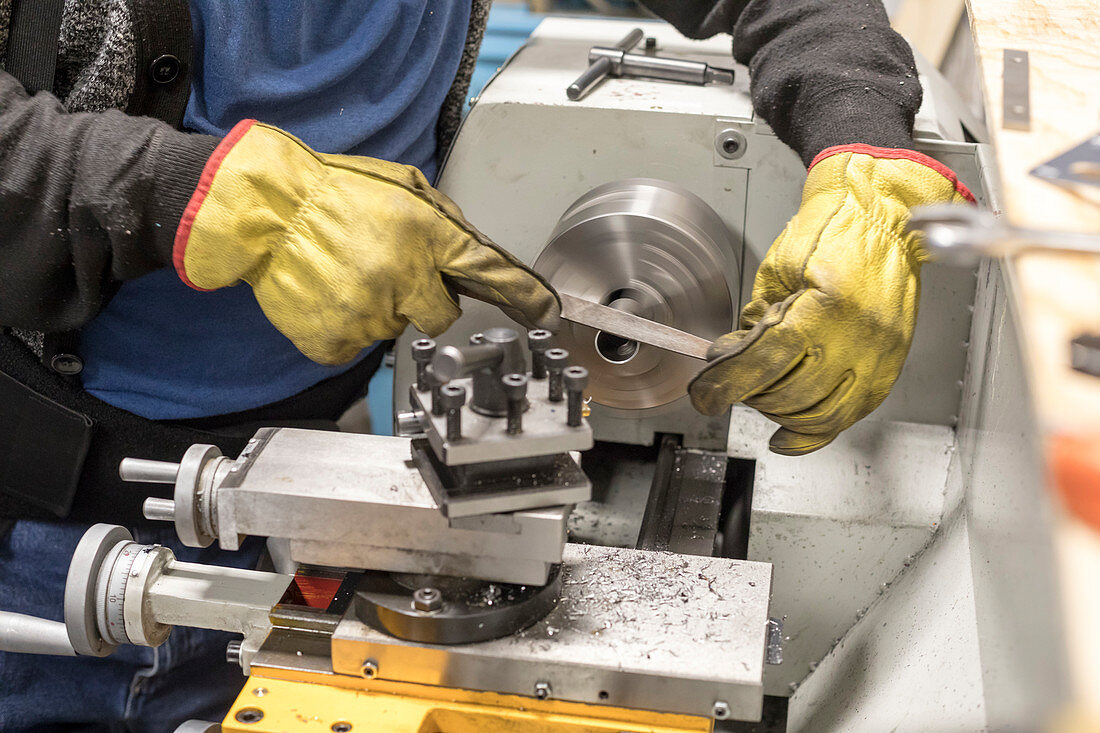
[809,143,977,204]
[172,118,258,291]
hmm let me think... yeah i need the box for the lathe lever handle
[567,55,613,101]
[433,343,504,382]
[119,457,180,484]
[566,27,644,101]
[0,611,76,656]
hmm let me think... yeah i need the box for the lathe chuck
[535,179,737,410]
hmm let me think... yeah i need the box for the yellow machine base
[222,673,714,733]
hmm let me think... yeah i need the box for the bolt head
[361,659,379,678]
[534,681,552,700]
[563,365,588,391]
[545,348,570,370]
[527,329,553,352]
[439,384,467,410]
[716,128,747,161]
[411,338,436,362]
[413,587,443,613]
[713,701,731,719]
[501,373,529,400]
[235,707,265,724]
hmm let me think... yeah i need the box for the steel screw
[225,639,243,665]
[440,384,466,441]
[235,707,264,724]
[361,659,379,679]
[469,332,486,345]
[427,365,445,416]
[411,338,436,392]
[527,329,553,379]
[413,587,443,613]
[713,701,731,720]
[545,348,569,402]
[534,681,553,700]
[563,366,588,427]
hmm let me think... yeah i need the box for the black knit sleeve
[636,0,922,166]
[0,69,219,332]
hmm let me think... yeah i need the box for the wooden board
[894,0,966,66]
[966,0,1100,432]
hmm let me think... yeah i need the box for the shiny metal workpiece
[536,179,736,410]
[559,293,712,361]
[331,544,772,721]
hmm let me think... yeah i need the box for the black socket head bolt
[563,366,589,427]
[501,373,529,435]
[527,329,553,379]
[545,348,570,402]
[411,338,437,392]
[440,384,467,440]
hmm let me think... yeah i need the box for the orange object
[1050,432,1100,530]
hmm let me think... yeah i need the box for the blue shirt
[79,0,471,419]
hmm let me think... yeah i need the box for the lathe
[4,16,1037,733]
[11,324,773,732]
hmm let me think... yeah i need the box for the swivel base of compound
[354,566,562,645]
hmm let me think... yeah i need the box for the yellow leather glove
[173,120,560,365]
[689,145,975,455]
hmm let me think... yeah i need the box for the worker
[0,0,973,729]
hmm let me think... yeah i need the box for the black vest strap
[5,0,66,93]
